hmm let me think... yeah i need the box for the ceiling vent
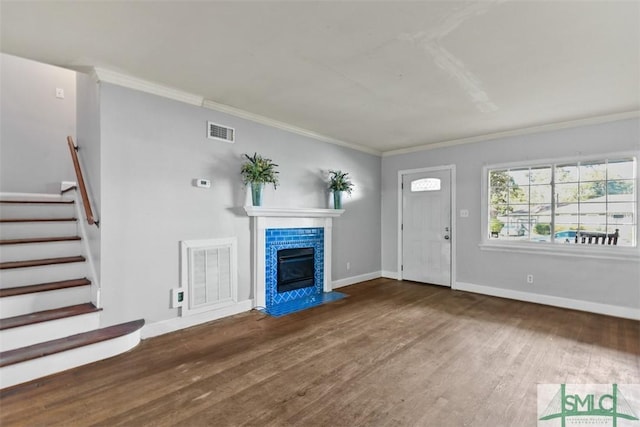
[207,121,235,143]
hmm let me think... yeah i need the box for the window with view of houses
[487,157,637,247]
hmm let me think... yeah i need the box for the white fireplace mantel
[245,206,344,308]
[244,206,345,218]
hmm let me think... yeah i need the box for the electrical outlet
[346,262,351,271]
[527,274,534,284]
[171,288,185,308]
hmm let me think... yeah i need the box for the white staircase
[0,192,144,389]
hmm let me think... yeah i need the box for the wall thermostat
[195,178,211,188]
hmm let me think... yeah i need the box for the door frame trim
[397,165,457,288]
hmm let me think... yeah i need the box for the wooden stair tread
[0,319,145,367]
[0,218,77,223]
[0,303,101,330]
[0,278,91,298]
[0,236,81,245]
[0,256,85,270]
[0,200,74,204]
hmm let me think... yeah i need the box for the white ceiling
[1,1,638,154]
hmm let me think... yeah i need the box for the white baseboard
[381,270,399,280]
[455,282,640,320]
[332,271,381,289]
[141,299,253,339]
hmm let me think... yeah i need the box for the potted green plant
[328,170,353,209]
[490,218,504,238]
[241,152,279,206]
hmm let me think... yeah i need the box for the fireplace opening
[277,247,315,293]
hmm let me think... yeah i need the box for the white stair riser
[0,222,78,240]
[0,240,83,262]
[0,262,87,288]
[0,193,74,202]
[0,203,76,220]
[1,311,100,351]
[0,286,91,318]
[0,330,141,389]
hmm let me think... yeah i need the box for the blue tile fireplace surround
[265,227,324,306]
[264,227,346,317]
[244,206,347,317]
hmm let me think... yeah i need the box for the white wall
[97,83,381,326]
[382,118,640,311]
[0,53,76,193]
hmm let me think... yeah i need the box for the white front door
[401,169,452,286]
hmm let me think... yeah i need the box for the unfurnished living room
[0,1,638,426]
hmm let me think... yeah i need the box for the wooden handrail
[67,136,98,226]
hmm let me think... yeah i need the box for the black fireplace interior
[277,247,315,293]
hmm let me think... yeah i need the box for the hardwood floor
[1,278,638,426]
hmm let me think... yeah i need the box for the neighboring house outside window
[485,155,637,248]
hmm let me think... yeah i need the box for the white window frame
[479,151,640,261]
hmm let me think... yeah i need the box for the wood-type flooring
[1,278,638,426]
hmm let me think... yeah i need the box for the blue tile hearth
[261,291,347,317]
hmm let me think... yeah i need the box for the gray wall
[76,72,102,277]
[98,83,381,326]
[382,118,640,309]
[0,53,76,193]
[9,51,635,327]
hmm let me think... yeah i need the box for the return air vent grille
[207,121,235,143]
[180,237,238,316]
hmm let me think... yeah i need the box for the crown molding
[94,67,204,106]
[91,67,381,157]
[382,110,640,157]
[201,99,381,156]
[89,68,637,159]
